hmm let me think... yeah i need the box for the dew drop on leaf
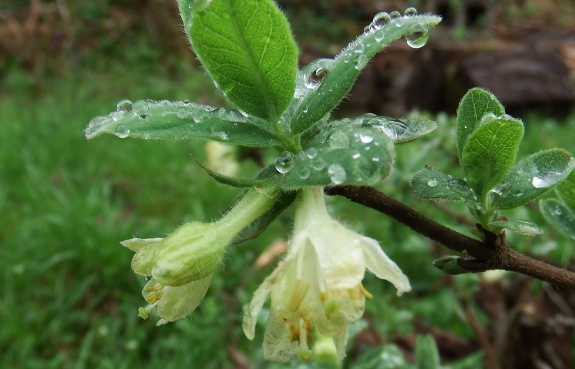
[111,111,124,121]
[352,152,361,159]
[427,178,438,187]
[182,99,190,105]
[114,124,130,138]
[297,166,311,180]
[328,164,347,184]
[359,134,374,143]
[511,189,524,196]
[116,99,133,112]
[133,100,149,115]
[177,107,189,118]
[555,207,563,215]
[404,7,417,16]
[532,172,563,188]
[274,151,295,174]
[304,59,334,89]
[329,131,350,149]
[306,147,318,159]
[406,24,429,48]
[372,12,391,29]
[372,157,380,162]
[311,157,326,171]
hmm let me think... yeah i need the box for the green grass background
[1,53,575,368]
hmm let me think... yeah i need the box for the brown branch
[325,185,575,289]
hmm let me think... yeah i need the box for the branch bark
[325,185,575,289]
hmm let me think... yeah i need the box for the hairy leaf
[540,199,575,240]
[411,168,475,203]
[456,88,505,159]
[84,99,280,147]
[557,169,575,210]
[491,149,574,210]
[461,118,524,200]
[188,0,298,121]
[489,219,543,237]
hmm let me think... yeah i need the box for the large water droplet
[406,24,429,48]
[328,164,347,184]
[116,99,133,112]
[133,100,149,115]
[306,147,318,159]
[372,12,391,29]
[390,10,401,20]
[532,172,563,188]
[329,131,350,149]
[311,157,326,171]
[111,111,124,121]
[304,59,334,89]
[404,7,417,16]
[275,151,295,173]
[554,207,563,215]
[511,189,524,196]
[297,166,311,180]
[427,178,438,187]
[352,152,361,159]
[182,99,191,105]
[355,54,368,70]
[114,124,130,138]
[177,107,189,118]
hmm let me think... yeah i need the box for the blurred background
[1,0,575,368]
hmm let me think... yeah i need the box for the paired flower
[122,185,279,325]
[242,187,411,361]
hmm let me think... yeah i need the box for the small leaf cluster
[411,88,575,236]
[540,170,575,240]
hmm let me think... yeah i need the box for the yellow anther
[359,284,373,299]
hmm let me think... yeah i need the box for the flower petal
[263,310,300,362]
[121,237,163,252]
[242,277,272,340]
[155,273,213,322]
[332,327,349,360]
[360,236,411,295]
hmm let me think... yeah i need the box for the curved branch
[325,185,575,289]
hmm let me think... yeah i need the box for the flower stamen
[359,284,373,299]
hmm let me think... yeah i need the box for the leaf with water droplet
[456,88,505,160]
[491,149,573,210]
[462,118,524,201]
[184,0,297,121]
[84,99,280,147]
[539,198,575,240]
[281,123,394,189]
[405,23,429,48]
[411,167,476,203]
[489,219,543,237]
[557,169,575,210]
[286,13,442,135]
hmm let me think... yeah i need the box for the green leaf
[557,168,575,210]
[461,118,524,200]
[411,168,474,202]
[415,335,441,369]
[231,190,296,245]
[540,198,575,240]
[456,88,505,159]
[281,122,394,189]
[433,256,470,275]
[491,149,574,210]
[489,219,543,237]
[286,14,442,135]
[84,99,280,147]
[190,155,267,188]
[188,0,298,121]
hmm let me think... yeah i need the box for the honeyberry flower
[122,185,279,325]
[243,187,411,362]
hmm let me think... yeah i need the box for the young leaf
[491,149,574,210]
[415,334,441,369]
[489,219,543,237]
[557,169,575,210]
[280,123,394,189]
[461,118,524,200]
[540,199,575,240]
[456,88,505,159]
[287,13,442,135]
[411,168,474,202]
[190,155,267,188]
[84,99,280,147]
[187,0,298,121]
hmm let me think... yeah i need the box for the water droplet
[303,107,309,113]
[304,59,334,89]
[111,111,124,121]
[133,100,149,115]
[306,148,318,159]
[177,107,189,118]
[329,131,350,149]
[390,11,402,26]
[354,43,365,54]
[372,12,391,29]
[406,24,429,48]
[193,115,201,123]
[311,157,326,171]
[212,131,228,140]
[116,99,133,112]
[139,114,147,119]
[372,157,380,162]
[274,151,295,174]
[554,207,563,215]
[238,109,250,118]
[511,189,524,196]
[427,178,438,187]
[360,133,374,143]
[352,152,361,159]
[375,31,385,42]
[328,164,347,184]
[297,166,311,179]
[355,54,368,70]
[404,7,417,16]
[182,99,191,105]
[114,124,130,138]
[532,172,563,188]
[205,106,217,112]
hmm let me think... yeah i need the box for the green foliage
[540,170,575,240]
[183,0,298,121]
[415,334,441,369]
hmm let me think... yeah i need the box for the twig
[325,185,575,289]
